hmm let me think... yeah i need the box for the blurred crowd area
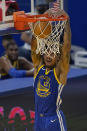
[1,31,32,62]
[0,0,87,68]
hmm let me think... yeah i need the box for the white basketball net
[30,19,66,56]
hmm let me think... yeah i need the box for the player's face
[7,45,18,61]
[43,53,58,69]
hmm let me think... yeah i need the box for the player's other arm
[0,57,33,77]
[60,20,71,84]
[62,20,71,56]
[31,35,42,74]
[56,20,71,85]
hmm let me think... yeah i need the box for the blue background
[68,0,87,49]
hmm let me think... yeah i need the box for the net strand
[29,15,67,57]
[34,20,66,56]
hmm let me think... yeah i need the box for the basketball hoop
[13,10,68,56]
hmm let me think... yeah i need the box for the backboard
[0,0,66,35]
[0,0,34,35]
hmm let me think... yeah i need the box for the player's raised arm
[57,20,71,85]
[62,20,71,55]
[31,35,42,69]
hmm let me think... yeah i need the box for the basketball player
[0,41,34,80]
[31,10,71,131]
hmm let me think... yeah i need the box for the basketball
[32,21,52,38]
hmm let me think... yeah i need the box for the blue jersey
[34,65,63,115]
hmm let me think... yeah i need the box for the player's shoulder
[34,64,44,79]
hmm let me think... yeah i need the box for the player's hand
[45,8,69,18]
[0,56,13,73]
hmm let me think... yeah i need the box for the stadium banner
[0,88,35,131]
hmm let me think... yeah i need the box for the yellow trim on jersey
[54,68,61,85]
[34,65,44,80]
[13,61,19,68]
[1,73,7,76]
[45,69,50,75]
[5,55,19,68]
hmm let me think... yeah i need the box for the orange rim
[13,11,68,23]
[25,14,68,22]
